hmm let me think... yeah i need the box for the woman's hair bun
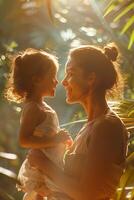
[15,55,22,66]
[104,44,118,61]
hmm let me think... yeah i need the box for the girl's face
[62,58,91,104]
[36,66,58,97]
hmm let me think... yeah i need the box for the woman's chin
[66,96,75,104]
[50,92,55,97]
[51,91,55,96]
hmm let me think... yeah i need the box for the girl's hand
[66,136,73,148]
[55,129,73,146]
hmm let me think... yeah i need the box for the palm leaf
[127,126,134,132]
[61,119,87,128]
[128,30,134,50]
[0,167,16,179]
[129,188,134,200]
[121,16,134,35]
[127,152,134,165]
[128,110,134,117]
[115,134,134,198]
[116,166,134,200]
[103,1,134,49]
[0,152,17,160]
[113,2,134,22]
[104,0,116,11]
[103,3,116,17]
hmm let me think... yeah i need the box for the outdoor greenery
[103,0,134,49]
[0,0,134,199]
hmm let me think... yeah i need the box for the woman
[28,44,128,200]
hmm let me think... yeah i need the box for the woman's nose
[55,79,59,85]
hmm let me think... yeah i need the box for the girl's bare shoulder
[21,102,46,124]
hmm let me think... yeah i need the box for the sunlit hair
[69,43,124,99]
[5,48,59,103]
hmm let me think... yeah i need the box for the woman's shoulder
[95,109,124,127]
[92,109,127,139]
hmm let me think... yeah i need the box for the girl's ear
[87,72,97,87]
[32,76,41,86]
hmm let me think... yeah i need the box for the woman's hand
[36,184,51,197]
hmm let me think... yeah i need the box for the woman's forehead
[65,64,74,73]
[65,62,83,75]
[65,58,76,71]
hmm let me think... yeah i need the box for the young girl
[5,49,72,200]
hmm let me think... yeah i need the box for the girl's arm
[19,103,69,149]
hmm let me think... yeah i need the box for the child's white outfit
[17,102,66,200]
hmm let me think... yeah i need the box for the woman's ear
[87,72,97,87]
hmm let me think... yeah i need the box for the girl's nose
[61,78,67,87]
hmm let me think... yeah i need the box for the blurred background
[0,0,134,199]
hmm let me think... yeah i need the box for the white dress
[17,103,66,200]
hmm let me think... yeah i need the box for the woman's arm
[19,103,70,149]
[78,118,126,199]
[28,149,85,200]
[28,118,126,200]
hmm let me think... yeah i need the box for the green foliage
[113,100,134,199]
[128,30,134,50]
[104,0,134,49]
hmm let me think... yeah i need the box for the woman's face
[62,57,90,104]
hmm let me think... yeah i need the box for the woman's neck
[81,94,109,122]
